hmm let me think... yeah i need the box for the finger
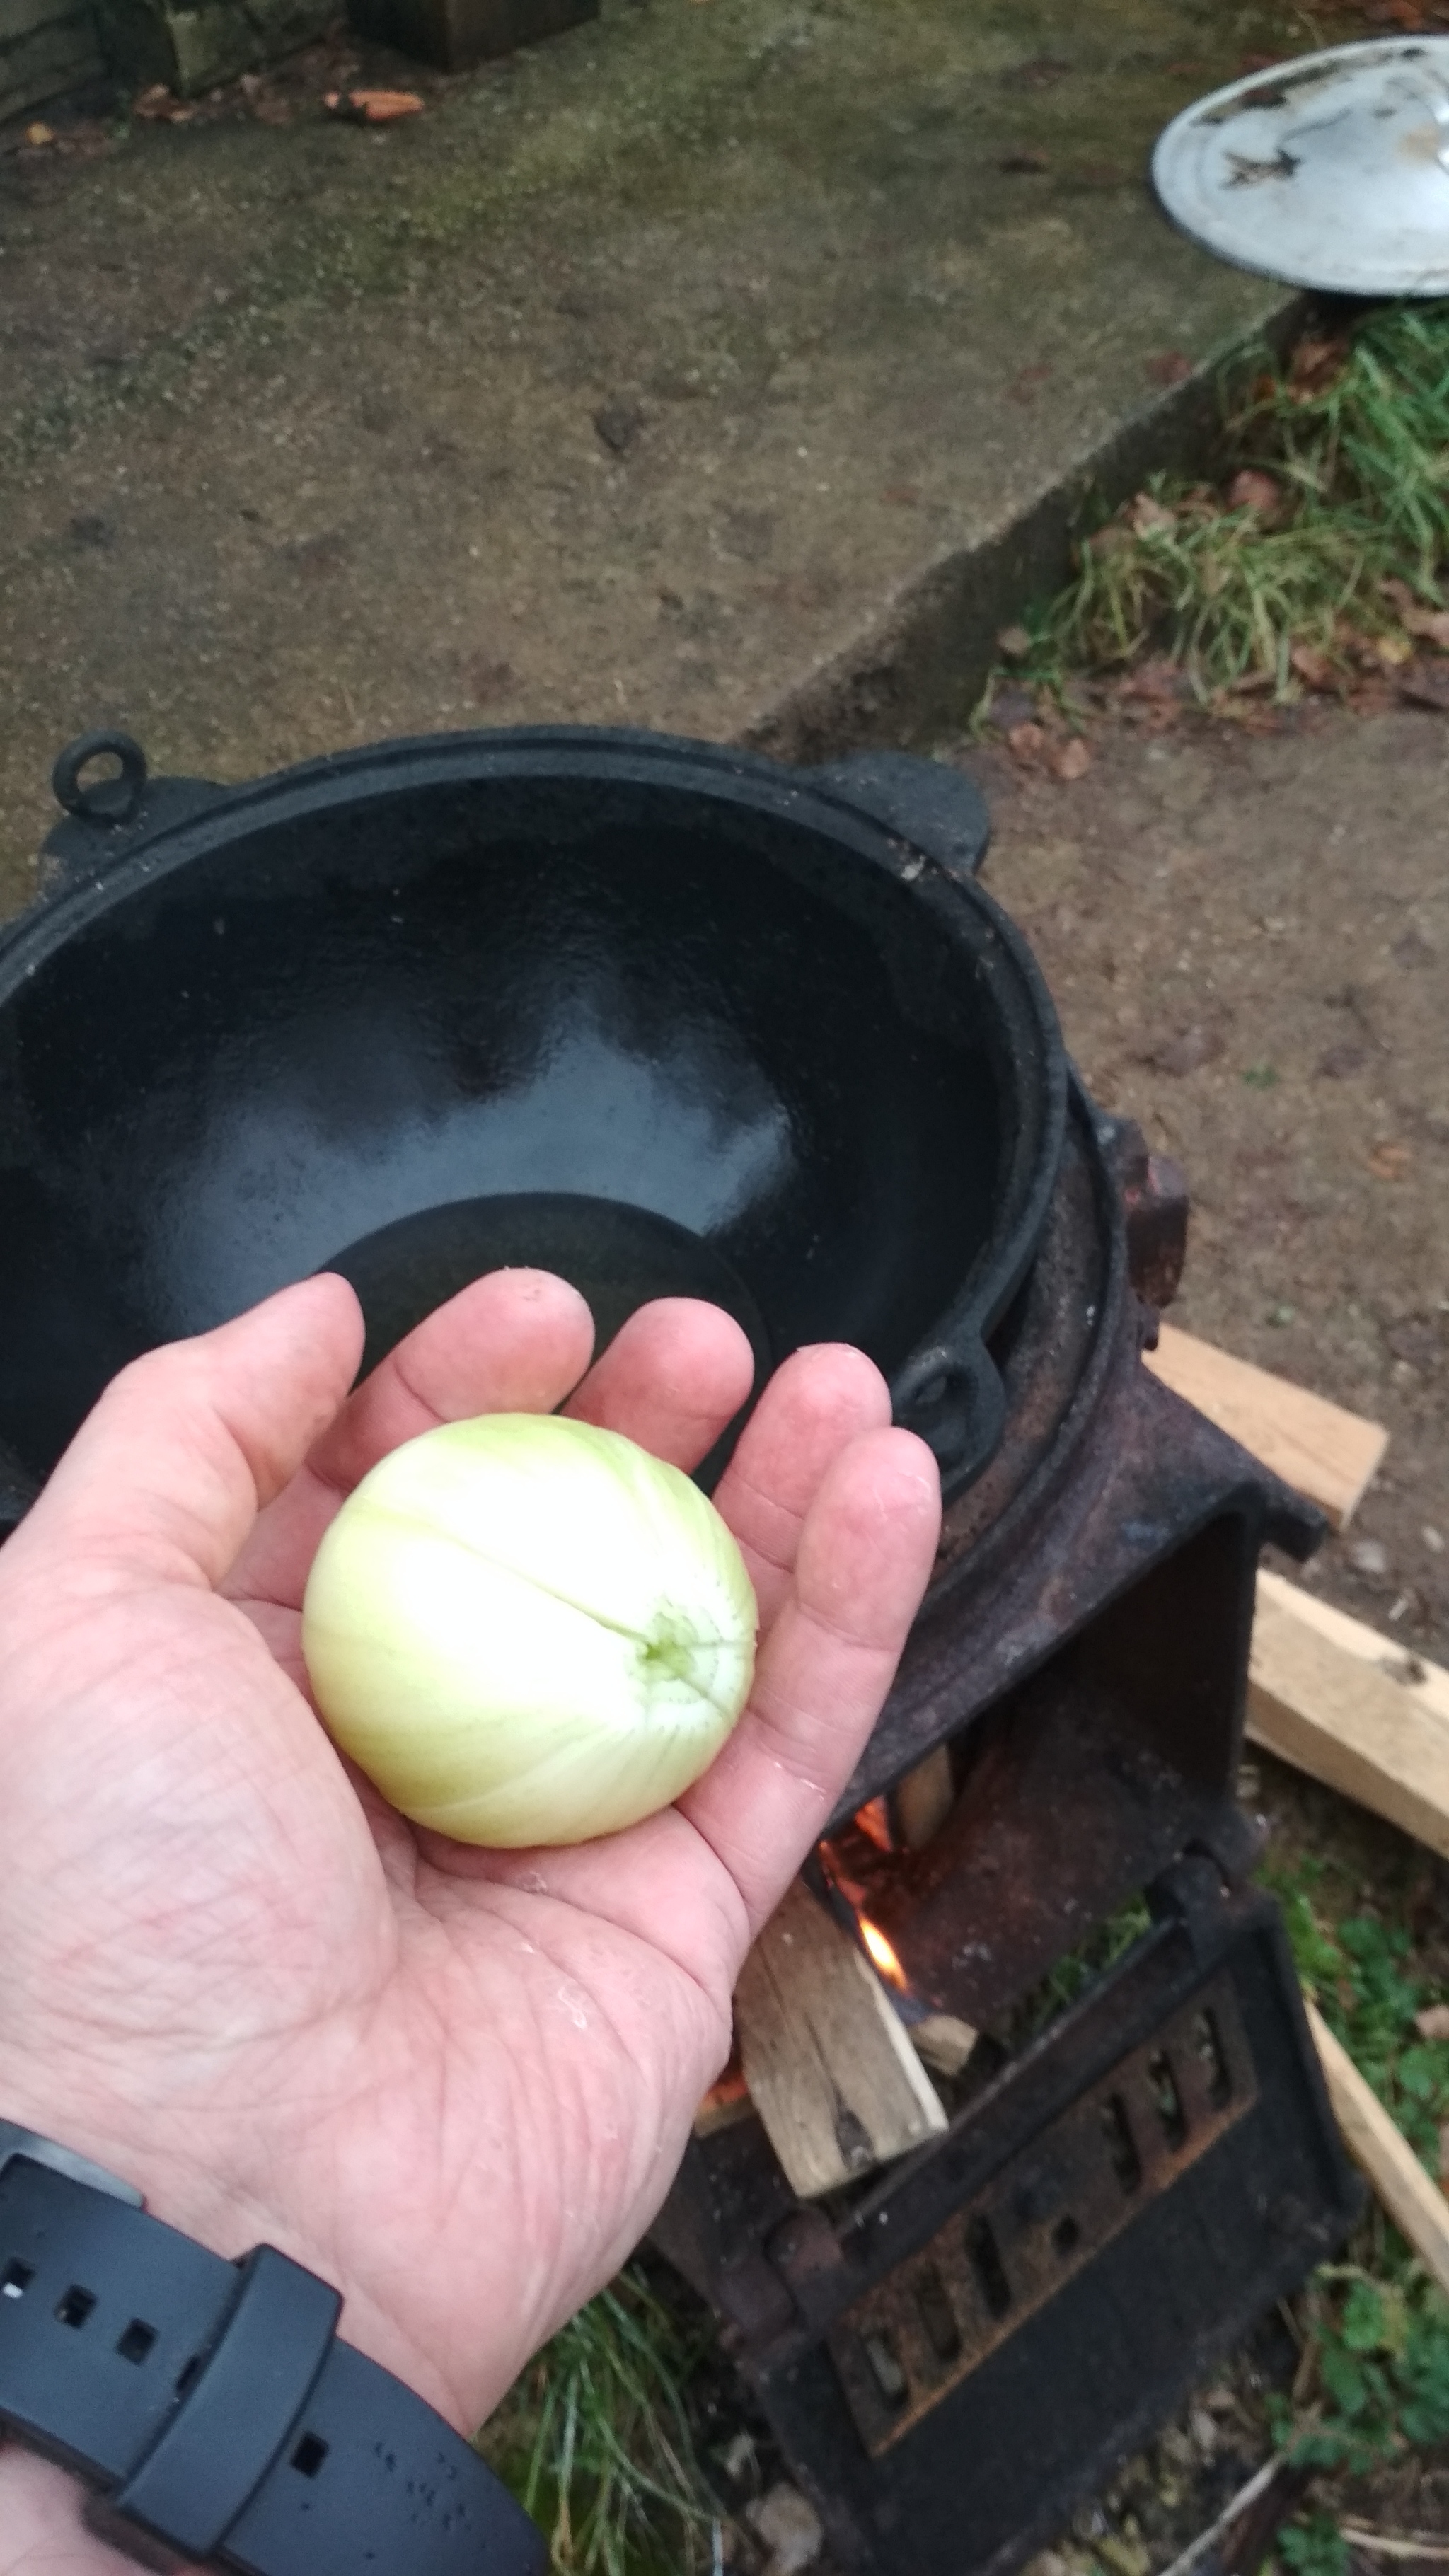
[712,1344,893,1628]
[564,1299,754,1469]
[228,1268,595,1614]
[3,1276,363,1593]
[679,1426,940,1935]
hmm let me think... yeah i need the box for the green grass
[480,2270,724,2576]
[1003,1895,1155,2047]
[980,305,1449,712]
[1259,1862,1449,2571]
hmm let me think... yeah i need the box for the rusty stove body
[653,1090,1361,2576]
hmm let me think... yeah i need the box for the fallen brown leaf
[132,82,197,121]
[1087,522,1134,561]
[1225,468,1281,517]
[1289,643,1337,693]
[1368,1140,1412,1181]
[1380,579,1449,651]
[1118,658,1187,703]
[1288,335,1349,398]
[24,121,55,145]
[325,86,425,122]
[1052,737,1092,782]
[1126,492,1177,538]
[1006,722,1047,766]
[1416,2004,1449,2042]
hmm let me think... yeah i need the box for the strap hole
[117,2318,157,2364]
[291,2432,329,2478]
[57,2285,96,2329]
[1,2259,35,2300]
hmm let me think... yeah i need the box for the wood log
[1307,2002,1449,2300]
[892,1745,955,1852]
[1145,1322,1387,1529]
[911,2013,978,2079]
[1248,1578,1449,1864]
[734,1880,946,2198]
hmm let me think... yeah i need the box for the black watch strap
[0,2126,545,2575]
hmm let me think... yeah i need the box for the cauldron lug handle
[52,730,149,829]
[891,1339,1006,1501]
[41,737,224,891]
[805,751,991,882]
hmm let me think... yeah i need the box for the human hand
[0,1272,940,2564]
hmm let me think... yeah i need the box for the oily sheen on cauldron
[0,729,1065,1523]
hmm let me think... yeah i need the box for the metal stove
[652,1068,1361,2576]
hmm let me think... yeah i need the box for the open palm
[0,1269,939,2467]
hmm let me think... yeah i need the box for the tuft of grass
[1002,1895,1154,2047]
[981,306,1449,712]
[1266,1864,1449,2170]
[480,2270,724,2576]
[1259,1858,1449,2565]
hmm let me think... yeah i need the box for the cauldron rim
[6,725,1067,1499]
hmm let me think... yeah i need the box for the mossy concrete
[0,0,1307,912]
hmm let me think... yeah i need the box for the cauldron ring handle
[52,731,149,828]
[892,1340,1007,1496]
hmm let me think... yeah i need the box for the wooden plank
[1248,1578,1449,1863]
[1258,1569,1449,1726]
[1307,2002,1449,2299]
[734,1879,946,2199]
[1145,1321,1387,1529]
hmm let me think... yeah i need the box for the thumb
[2,1277,364,1595]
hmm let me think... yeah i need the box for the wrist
[0,2076,519,2441]
[0,2444,192,2576]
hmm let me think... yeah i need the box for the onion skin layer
[301,1414,758,1847]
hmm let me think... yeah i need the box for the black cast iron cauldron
[0,727,1064,1527]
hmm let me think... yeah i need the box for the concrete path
[0,0,1298,910]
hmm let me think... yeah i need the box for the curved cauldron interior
[0,769,1019,1485]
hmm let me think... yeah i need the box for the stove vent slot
[1194,2006,1233,2110]
[827,1972,1257,2456]
[913,2264,962,2363]
[964,2217,1012,2319]
[1100,2096,1141,2194]
[1147,2052,1187,2151]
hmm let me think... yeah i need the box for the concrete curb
[742,292,1317,766]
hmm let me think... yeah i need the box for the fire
[859,1915,908,1992]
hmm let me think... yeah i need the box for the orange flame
[859,1916,908,1992]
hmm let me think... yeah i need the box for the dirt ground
[0,0,1309,908]
[935,700,1449,2572]
[956,703,1449,1670]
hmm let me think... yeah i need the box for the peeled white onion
[301,1414,758,1847]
